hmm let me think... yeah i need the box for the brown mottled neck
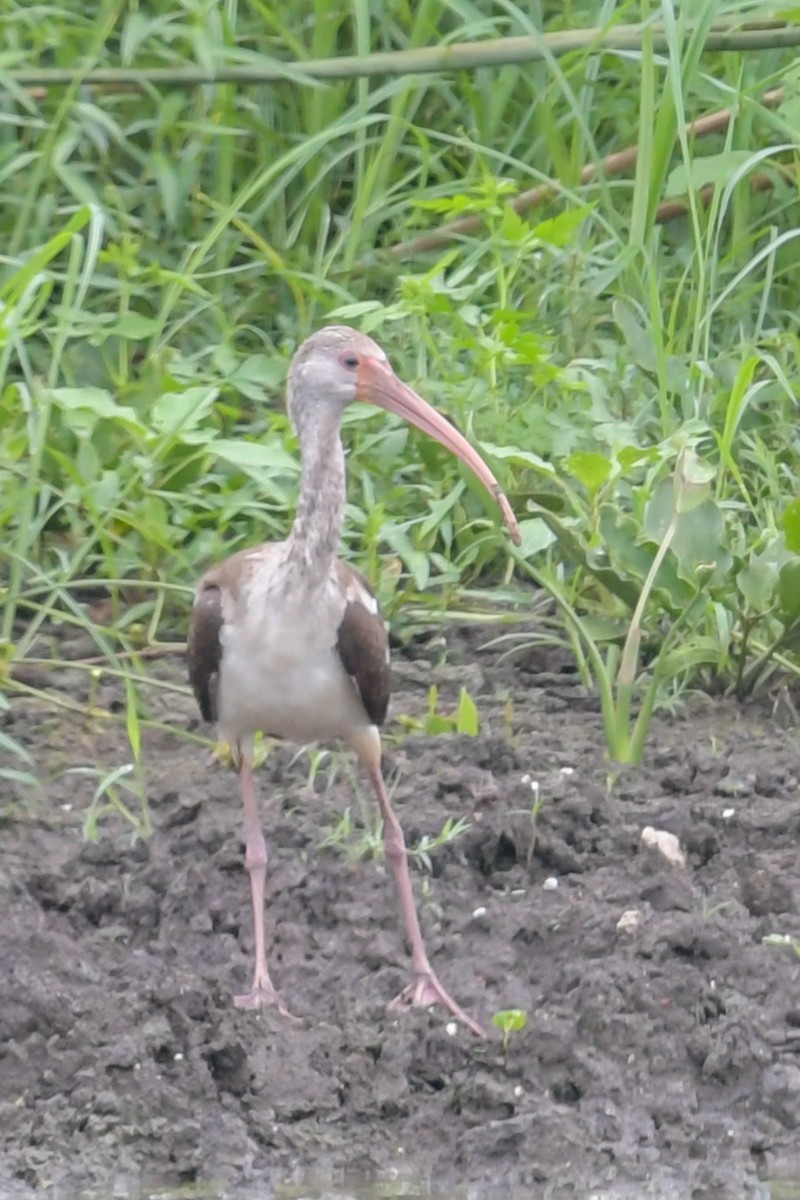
[285,405,346,579]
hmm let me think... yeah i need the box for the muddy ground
[1,626,800,1200]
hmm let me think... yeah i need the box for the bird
[187,325,521,1037]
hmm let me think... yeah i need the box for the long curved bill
[357,357,521,547]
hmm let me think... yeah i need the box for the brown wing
[335,561,391,727]
[187,577,223,723]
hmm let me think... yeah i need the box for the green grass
[2,0,800,796]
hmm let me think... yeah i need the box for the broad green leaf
[782,499,800,553]
[666,151,758,199]
[425,714,453,735]
[602,501,691,608]
[151,387,219,436]
[108,313,161,340]
[617,445,657,472]
[382,525,430,591]
[456,688,479,736]
[778,560,800,625]
[601,505,655,582]
[51,387,142,437]
[229,354,286,399]
[500,206,531,243]
[737,562,776,612]
[566,451,612,493]
[674,446,716,514]
[210,438,299,475]
[482,442,555,475]
[644,478,728,583]
[517,518,556,558]
[532,205,592,247]
[672,502,731,585]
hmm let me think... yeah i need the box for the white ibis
[187,326,520,1037]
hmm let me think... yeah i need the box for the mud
[2,629,800,1199]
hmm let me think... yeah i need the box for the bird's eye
[340,352,359,370]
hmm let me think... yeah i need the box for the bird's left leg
[234,751,292,1015]
[353,728,486,1038]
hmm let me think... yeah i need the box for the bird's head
[287,324,521,546]
[287,325,388,429]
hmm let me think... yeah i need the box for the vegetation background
[2,0,800,811]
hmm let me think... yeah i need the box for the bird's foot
[388,970,486,1038]
[234,975,297,1019]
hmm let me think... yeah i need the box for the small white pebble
[471,906,487,919]
[521,773,531,784]
[173,1052,183,1062]
[616,908,643,933]
[543,876,559,891]
[641,826,686,868]
[513,1084,524,1098]
[722,807,735,820]
[446,1021,458,1037]
[559,766,575,776]
[60,804,73,813]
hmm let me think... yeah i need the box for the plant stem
[3,23,798,90]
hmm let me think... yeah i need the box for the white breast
[217,565,370,747]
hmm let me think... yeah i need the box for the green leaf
[492,1009,528,1034]
[737,563,776,612]
[382,525,430,591]
[613,298,656,373]
[665,151,758,199]
[456,688,479,736]
[51,387,142,437]
[598,505,654,584]
[778,560,800,626]
[672,501,730,584]
[617,445,657,472]
[517,518,556,558]
[108,312,160,340]
[736,540,786,613]
[482,442,555,475]
[532,205,592,247]
[500,206,531,243]
[674,446,716,515]
[210,438,299,475]
[782,499,800,553]
[644,478,728,585]
[425,714,454,735]
[151,387,219,436]
[565,451,612,494]
[228,354,286,400]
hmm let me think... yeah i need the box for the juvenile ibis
[187,326,520,1036]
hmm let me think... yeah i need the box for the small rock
[616,909,644,933]
[713,774,755,798]
[641,826,687,868]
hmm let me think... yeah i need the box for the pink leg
[363,755,486,1038]
[233,759,292,1015]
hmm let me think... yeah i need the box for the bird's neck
[286,411,346,579]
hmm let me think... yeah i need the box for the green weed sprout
[492,1007,528,1051]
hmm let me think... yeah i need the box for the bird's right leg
[353,728,486,1038]
[234,755,291,1014]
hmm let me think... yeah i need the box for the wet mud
[2,630,800,1199]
